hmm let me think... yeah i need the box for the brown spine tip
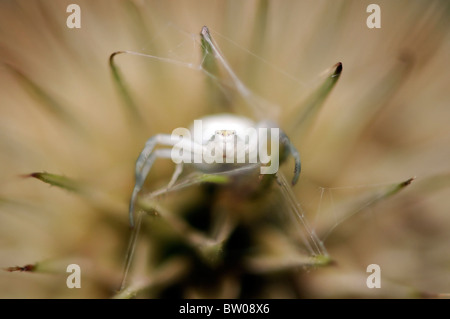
[334,62,343,75]
[19,172,39,179]
[4,264,35,272]
[20,172,43,180]
[402,176,416,187]
[109,51,126,65]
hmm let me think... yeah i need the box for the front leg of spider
[129,132,206,227]
[129,134,180,227]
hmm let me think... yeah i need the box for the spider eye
[214,130,236,137]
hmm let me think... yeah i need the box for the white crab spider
[129,113,301,227]
[125,26,302,227]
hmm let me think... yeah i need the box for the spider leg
[130,135,205,227]
[256,120,301,186]
[167,163,183,189]
[130,148,173,227]
[135,134,174,181]
[280,130,301,185]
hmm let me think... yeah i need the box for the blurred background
[0,0,449,298]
